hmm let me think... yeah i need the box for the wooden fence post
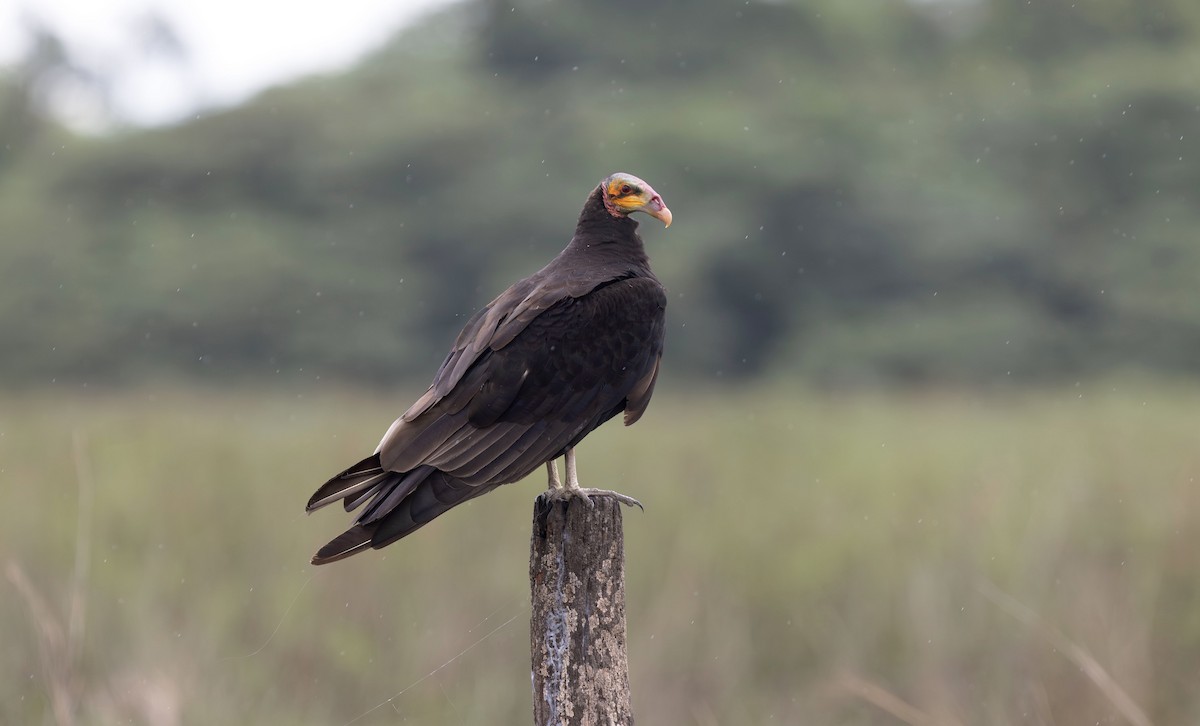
[529,494,633,726]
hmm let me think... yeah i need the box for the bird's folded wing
[399,261,620,424]
[623,352,661,426]
[401,275,546,423]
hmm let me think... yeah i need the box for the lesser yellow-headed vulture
[306,173,671,564]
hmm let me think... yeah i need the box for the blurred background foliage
[2,0,1196,389]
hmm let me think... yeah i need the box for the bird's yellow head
[601,172,672,228]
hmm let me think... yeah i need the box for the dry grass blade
[4,430,95,726]
[830,670,961,726]
[977,578,1153,726]
[6,560,75,726]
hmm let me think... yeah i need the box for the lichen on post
[529,494,633,726]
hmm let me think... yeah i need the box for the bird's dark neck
[568,187,647,259]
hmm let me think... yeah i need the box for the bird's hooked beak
[641,194,673,228]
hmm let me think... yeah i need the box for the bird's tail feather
[306,454,386,512]
[356,466,434,524]
[371,472,496,550]
[310,471,494,564]
[311,524,376,565]
[343,483,379,512]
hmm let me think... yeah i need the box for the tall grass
[4,381,1199,724]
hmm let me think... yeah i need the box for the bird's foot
[543,448,643,510]
[543,483,594,509]
[580,488,644,511]
[542,485,643,511]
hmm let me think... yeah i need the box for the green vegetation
[5,383,1199,724]
[1,0,1197,386]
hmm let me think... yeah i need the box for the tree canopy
[1,0,1196,387]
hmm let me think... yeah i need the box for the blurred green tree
[0,0,1196,386]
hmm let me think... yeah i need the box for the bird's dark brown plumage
[306,174,669,564]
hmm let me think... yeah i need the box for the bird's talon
[576,488,643,511]
[545,485,635,510]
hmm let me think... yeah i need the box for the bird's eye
[620,184,633,195]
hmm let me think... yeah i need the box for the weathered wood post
[529,494,633,726]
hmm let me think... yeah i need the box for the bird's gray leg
[546,460,562,490]
[564,446,582,491]
[561,446,644,511]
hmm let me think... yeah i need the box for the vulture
[306,172,672,564]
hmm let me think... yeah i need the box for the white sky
[0,0,448,127]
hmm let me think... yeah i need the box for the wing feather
[430,422,528,473]
[460,421,551,481]
[379,412,470,472]
[623,353,661,425]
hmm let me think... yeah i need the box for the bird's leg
[560,446,644,511]
[545,460,562,490]
[564,446,582,493]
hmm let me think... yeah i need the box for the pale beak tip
[647,196,672,228]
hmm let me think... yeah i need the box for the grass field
[4,381,1199,725]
